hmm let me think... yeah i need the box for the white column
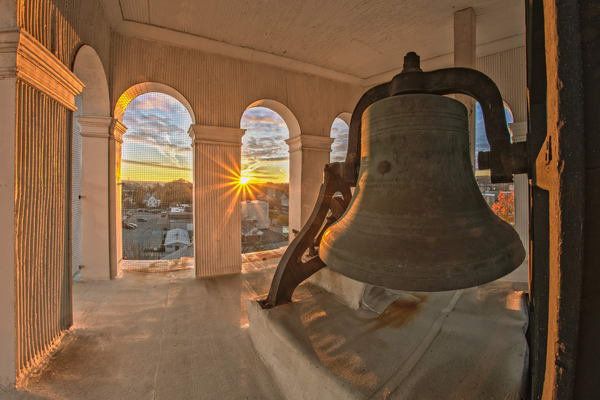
[286,135,334,240]
[189,125,245,277]
[454,8,477,165]
[109,120,126,278]
[0,28,83,386]
[77,116,113,279]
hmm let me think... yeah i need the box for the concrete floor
[4,257,288,400]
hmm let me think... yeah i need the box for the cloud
[241,107,288,129]
[241,107,290,167]
[121,92,193,180]
[122,159,192,171]
[242,160,289,182]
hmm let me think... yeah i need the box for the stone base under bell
[248,281,528,400]
[308,263,529,315]
[307,268,367,310]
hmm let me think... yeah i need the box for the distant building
[281,194,289,209]
[145,231,164,252]
[164,228,191,252]
[168,211,193,230]
[145,195,161,208]
[241,200,269,229]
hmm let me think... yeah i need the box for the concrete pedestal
[308,268,367,310]
[248,281,528,400]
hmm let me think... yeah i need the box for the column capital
[188,125,245,147]
[0,28,84,110]
[286,134,334,153]
[77,116,113,139]
[109,119,127,143]
[510,121,527,143]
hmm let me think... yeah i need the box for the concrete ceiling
[102,0,525,84]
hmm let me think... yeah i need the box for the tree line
[124,179,193,209]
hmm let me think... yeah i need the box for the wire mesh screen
[240,107,290,254]
[121,92,194,264]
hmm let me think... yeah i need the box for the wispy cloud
[240,107,290,182]
[122,92,193,182]
[122,159,192,171]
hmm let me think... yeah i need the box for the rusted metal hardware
[259,163,352,308]
[262,51,529,307]
[343,52,528,184]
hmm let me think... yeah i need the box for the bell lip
[319,239,526,292]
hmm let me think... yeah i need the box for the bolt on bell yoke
[262,52,528,307]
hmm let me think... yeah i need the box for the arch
[70,45,112,280]
[119,92,195,265]
[502,100,515,122]
[243,99,300,138]
[334,112,351,126]
[329,112,351,163]
[239,101,295,252]
[72,45,110,116]
[114,82,196,124]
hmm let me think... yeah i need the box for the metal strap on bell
[319,93,525,291]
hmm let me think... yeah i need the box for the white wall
[111,33,362,136]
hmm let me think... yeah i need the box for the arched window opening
[240,106,290,253]
[330,117,349,163]
[71,45,111,280]
[120,92,194,263]
[475,101,515,225]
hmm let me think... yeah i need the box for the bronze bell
[319,93,525,291]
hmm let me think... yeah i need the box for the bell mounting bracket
[260,51,528,308]
[343,51,528,185]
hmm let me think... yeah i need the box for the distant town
[240,182,289,253]
[121,175,512,261]
[121,179,194,261]
[121,179,289,260]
